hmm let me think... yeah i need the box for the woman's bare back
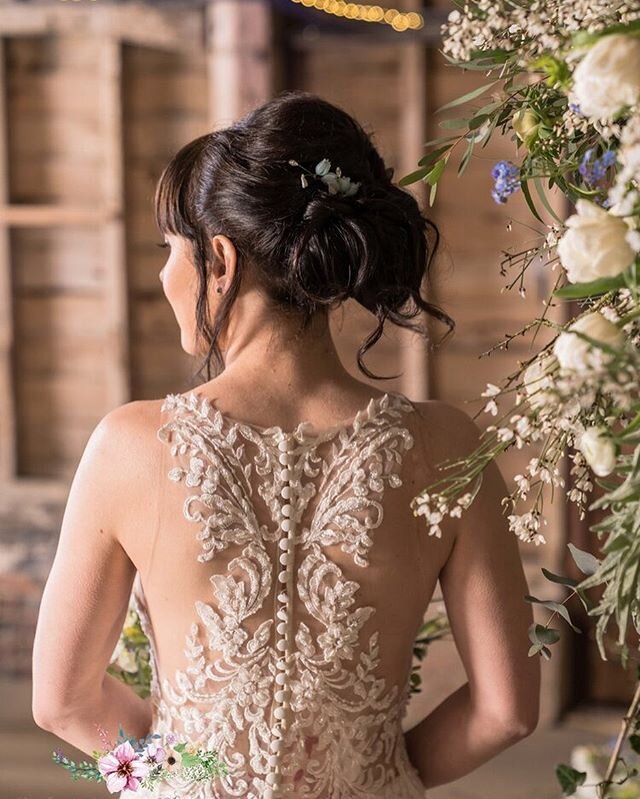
[114,382,454,798]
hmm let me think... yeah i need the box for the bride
[31,90,540,798]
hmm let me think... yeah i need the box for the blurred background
[0,0,627,796]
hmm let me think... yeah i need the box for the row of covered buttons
[264,434,297,799]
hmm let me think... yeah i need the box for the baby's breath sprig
[288,157,361,197]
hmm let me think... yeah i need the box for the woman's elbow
[500,697,540,740]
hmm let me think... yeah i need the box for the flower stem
[598,678,640,798]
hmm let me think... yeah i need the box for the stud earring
[216,285,223,295]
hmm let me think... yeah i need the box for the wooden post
[206,0,274,129]
[398,14,430,401]
[0,37,16,481]
[99,37,130,409]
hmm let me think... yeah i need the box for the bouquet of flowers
[52,724,228,795]
[107,605,153,699]
[400,2,640,796]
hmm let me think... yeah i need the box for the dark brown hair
[155,89,455,380]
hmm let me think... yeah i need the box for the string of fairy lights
[287,0,424,32]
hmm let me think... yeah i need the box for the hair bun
[154,89,455,381]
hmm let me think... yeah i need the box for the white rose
[522,351,557,410]
[553,311,625,373]
[557,200,635,283]
[578,426,617,477]
[110,638,138,673]
[569,33,640,120]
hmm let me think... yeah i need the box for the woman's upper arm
[31,400,156,727]
[425,401,541,732]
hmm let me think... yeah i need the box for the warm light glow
[288,0,423,31]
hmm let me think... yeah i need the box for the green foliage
[410,612,450,694]
[556,763,587,795]
[51,750,103,783]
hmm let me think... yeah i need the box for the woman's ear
[210,234,237,286]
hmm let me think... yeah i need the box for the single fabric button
[268,754,279,767]
[279,552,289,566]
[264,788,274,799]
[278,453,290,466]
[280,519,291,533]
[277,621,287,635]
[277,440,290,452]
[280,485,292,499]
[273,706,286,720]
[275,689,287,703]
[278,538,290,551]
[270,739,282,753]
[276,639,287,651]
[277,608,288,621]
[282,504,292,517]
[277,591,288,603]
[278,571,288,583]
[275,672,286,686]
[280,468,291,481]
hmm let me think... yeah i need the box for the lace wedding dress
[120,389,431,799]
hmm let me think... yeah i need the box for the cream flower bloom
[569,34,640,120]
[522,351,557,410]
[553,311,625,373]
[557,200,635,284]
[578,426,617,477]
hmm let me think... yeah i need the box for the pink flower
[97,740,151,794]
[142,741,166,765]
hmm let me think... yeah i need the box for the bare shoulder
[410,399,485,472]
[80,398,167,568]
[93,397,166,465]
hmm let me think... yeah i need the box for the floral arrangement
[52,724,228,795]
[399,2,640,797]
[107,606,153,699]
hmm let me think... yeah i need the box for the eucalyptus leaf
[521,180,544,224]
[426,158,446,186]
[439,117,472,130]
[541,567,579,587]
[418,144,453,168]
[552,272,627,299]
[524,595,581,632]
[568,543,600,576]
[529,622,560,645]
[398,168,429,187]
[437,79,501,112]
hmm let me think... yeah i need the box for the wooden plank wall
[123,44,210,400]
[0,0,570,721]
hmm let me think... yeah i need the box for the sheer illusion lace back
[123,389,431,799]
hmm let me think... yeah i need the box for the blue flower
[491,160,521,204]
[569,102,582,115]
[578,148,617,184]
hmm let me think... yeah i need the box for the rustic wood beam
[0,3,200,51]
[0,205,119,226]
